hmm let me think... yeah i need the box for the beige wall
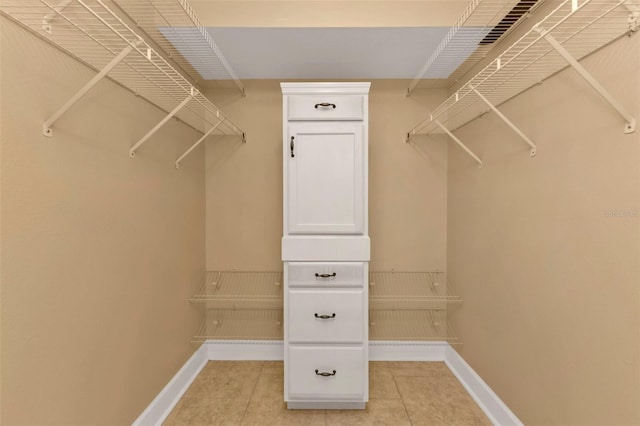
[190,1,468,27]
[447,33,640,425]
[204,80,448,271]
[1,19,205,425]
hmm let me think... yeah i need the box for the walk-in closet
[1,0,638,424]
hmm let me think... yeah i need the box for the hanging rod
[407,0,637,145]
[1,0,246,158]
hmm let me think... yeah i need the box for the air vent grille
[479,0,540,45]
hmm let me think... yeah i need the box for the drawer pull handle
[290,136,295,158]
[315,369,337,377]
[315,273,336,278]
[314,103,336,109]
[314,313,336,319]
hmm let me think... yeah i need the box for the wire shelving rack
[0,0,246,166]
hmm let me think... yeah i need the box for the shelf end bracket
[472,88,537,156]
[175,121,223,169]
[130,90,195,158]
[434,119,483,168]
[542,33,636,134]
[43,44,134,137]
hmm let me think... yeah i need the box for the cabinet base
[287,401,366,410]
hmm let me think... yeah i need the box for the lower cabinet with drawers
[284,261,369,409]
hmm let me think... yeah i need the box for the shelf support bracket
[43,44,135,137]
[540,32,636,134]
[129,88,196,158]
[42,0,74,34]
[434,119,483,168]
[175,121,223,169]
[472,88,537,156]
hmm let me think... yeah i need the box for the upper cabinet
[282,83,370,236]
[287,122,364,234]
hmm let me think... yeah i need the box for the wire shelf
[369,271,461,305]
[192,309,284,343]
[112,0,244,93]
[190,271,283,309]
[409,0,540,90]
[0,0,245,139]
[369,309,460,344]
[409,0,637,135]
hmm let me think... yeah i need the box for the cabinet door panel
[287,122,364,234]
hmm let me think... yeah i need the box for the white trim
[280,82,371,95]
[445,346,523,426]
[132,344,208,426]
[133,341,521,426]
[369,340,449,361]
[206,339,284,360]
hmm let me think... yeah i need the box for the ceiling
[115,0,529,83]
[155,0,484,81]
[160,26,490,80]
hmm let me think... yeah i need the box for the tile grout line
[239,361,265,424]
[389,365,415,426]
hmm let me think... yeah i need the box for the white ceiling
[160,26,490,80]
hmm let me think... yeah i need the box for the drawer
[288,95,364,121]
[288,290,364,343]
[287,346,365,400]
[287,262,364,287]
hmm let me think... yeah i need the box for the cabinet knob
[314,313,336,319]
[315,273,336,278]
[314,103,336,109]
[315,369,337,377]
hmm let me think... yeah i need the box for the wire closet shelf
[190,271,284,309]
[408,0,544,93]
[0,0,246,164]
[408,0,638,148]
[189,271,461,343]
[111,0,244,94]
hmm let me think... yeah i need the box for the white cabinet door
[287,122,364,235]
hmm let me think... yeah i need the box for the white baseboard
[445,346,523,426]
[205,339,284,360]
[132,340,521,426]
[132,345,208,426]
[369,340,448,361]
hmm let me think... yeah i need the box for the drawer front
[288,290,364,343]
[288,96,364,121]
[288,346,365,400]
[287,262,364,287]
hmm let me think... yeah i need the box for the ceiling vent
[479,0,540,45]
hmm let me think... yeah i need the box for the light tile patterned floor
[163,361,491,425]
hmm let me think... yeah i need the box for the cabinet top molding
[281,82,371,95]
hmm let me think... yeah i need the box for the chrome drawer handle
[314,103,336,109]
[314,313,336,319]
[315,273,336,278]
[315,369,336,377]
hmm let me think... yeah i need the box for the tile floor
[164,361,491,425]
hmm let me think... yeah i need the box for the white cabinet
[287,122,364,235]
[282,82,370,410]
